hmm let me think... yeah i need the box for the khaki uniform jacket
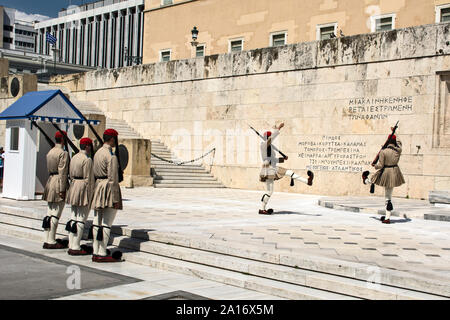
[259,129,287,182]
[66,150,94,207]
[42,144,69,203]
[91,144,122,210]
[371,140,405,188]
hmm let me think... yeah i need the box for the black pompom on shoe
[80,245,93,255]
[112,251,123,261]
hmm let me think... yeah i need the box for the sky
[0,0,88,21]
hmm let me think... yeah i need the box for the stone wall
[51,23,450,199]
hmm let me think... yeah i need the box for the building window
[436,4,450,23]
[160,50,171,62]
[229,39,243,52]
[3,25,13,32]
[10,127,19,151]
[371,14,396,32]
[270,32,287,47]
[196,45,205,57]
[161,0,173,5]
[317,23,337,40]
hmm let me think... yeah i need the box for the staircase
[151,140,224,188]
[37,83,224,188]
[0,205,448,299]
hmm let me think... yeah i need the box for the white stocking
[94,208,117,257]
[71,206,90,250]
[261,179,274,210]
[385,187,393,220]
[285,170,308,185]
[92,210,103,255]
[68,208,77,249]
[44,201,65,244]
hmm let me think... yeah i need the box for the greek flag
[46,32,57,45]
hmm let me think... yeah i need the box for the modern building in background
[0,6,37,53]
[143,0,450,63]
[35,0,145,69]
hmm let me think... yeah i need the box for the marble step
[154,180,219,184]
[0,223,354,300]
[154,176,217,181]
[154,183,225,188]
[0,208,448,298]
[111,236,444,300]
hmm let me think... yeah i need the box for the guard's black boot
[307,171,314,186]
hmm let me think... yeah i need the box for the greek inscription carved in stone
[347,96,413,120]
[298,135,370,172]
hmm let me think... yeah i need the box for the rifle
[31,120,55,148]
[114,136,124,183]
[77,112,104,147]
[247,123,288,159]
[372,121,399,166]
[51,123,80,154]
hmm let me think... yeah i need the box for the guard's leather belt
[49,172,58,176]
[384,165,398,168]
[95,176,107,180]
[72,177,84,180]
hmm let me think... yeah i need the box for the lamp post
[191,26,199,47]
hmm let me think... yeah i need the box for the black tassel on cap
[370,184,375,194]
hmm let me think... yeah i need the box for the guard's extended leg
[43,202,67,249]
[259,179,274,215]
[382,187,394,224]
[285,170,313,186]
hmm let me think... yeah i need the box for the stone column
[106,15,113,69]
[98,16,105,67]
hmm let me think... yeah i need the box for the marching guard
[362,127,405,224]
[65,137,95,255]
[259,122,314,215]
[42,131,69,249]
[91,129,123,262]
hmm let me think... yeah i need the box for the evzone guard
[42,131,69,249]
[90,129,124,262]
[362,124,405,224]
[65,137,95,255]
[258,122,314,215]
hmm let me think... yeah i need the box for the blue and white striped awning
[0,90,101,126]
[28,116,100,125]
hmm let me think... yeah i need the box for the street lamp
[191,26,199,47]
